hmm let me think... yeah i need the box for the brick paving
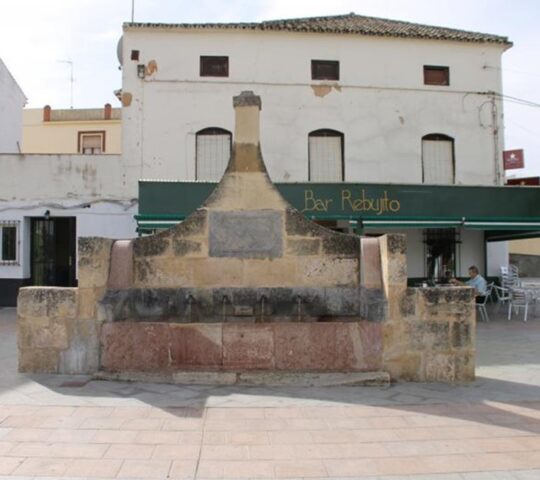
[0,306,539,479]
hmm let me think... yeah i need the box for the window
[78,131,105,154]
[422,134,455,184]
[424,228,460,281]
[311,60,340,81]
[200,56,229,77]
[196,128,232,181]
[0,221,19,264]
[308,129,344,181]
[424,65,449,86]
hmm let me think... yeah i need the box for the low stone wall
[383,287,475,382]
[101,321,382,373]
[17,287,99,374]
[16,284,474,381]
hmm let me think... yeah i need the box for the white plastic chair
[493,285,511,306]
[508,288,532,322]
[476,282,494,322]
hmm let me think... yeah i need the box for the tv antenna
[58,60,74,108]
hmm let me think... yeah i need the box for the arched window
[422,134,455,184]
[195,127,232,181]
[308,129,344,181]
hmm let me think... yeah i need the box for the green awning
[136,180,540,238]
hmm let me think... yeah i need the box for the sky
[1,0,539,176]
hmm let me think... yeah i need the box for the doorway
[30,217,76,286]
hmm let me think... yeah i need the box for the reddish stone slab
[335,322,383,371]
[274,323,341,371]
[101,322,170,372]
[222,323,274,370]
[170,324,223,368]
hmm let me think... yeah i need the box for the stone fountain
[17,92,476,384]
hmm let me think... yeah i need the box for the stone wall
[379,234,475,382]
[16,233,475,381]
[15,91,476,382]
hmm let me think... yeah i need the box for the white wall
[0,153,137,199]
[0,59,26,153]
[121,29,506,186]
[0,205,136,281]
[0,153,137,280]
[487,241,509,277]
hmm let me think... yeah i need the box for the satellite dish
[117,35,123,66]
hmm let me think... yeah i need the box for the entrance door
[31,217,76,286]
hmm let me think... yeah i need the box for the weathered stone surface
[322,235,360,256]
[274,323,340,371]
[191,258,244,287]
[134,257,194,288]
[174,209,207,237]
[386,234,407,254]
[59,318,99,374]
[108,240,134,289]
[209,211,283,259]
[285,209,331,237]
[360,237,382,289]
[423,352,455,382]
[243,259,297,287]
[101,322,170,372]
[383,352,422,381]
[78,287,106,320]
[18,287,77,319]
[173,239,203,257]
[451,321,472,348]
[19,348,59,373]
[133,235,170,258]
[170,324,223,367]
[286,238,320,256]
[223,323,274,369]
[78,237,113,288]
[407,321,450,351]
[298,258,359,287]
[400,288,417,317]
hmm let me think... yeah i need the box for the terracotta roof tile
[124,13,511,46]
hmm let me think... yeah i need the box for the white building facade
[0,58,26,152]
[121,14,514,281]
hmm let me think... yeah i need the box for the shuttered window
[79,131,105,154]
[308,129,344,181]
[196,128,232,181]
[422,134,455,184]
[424,66,450,86]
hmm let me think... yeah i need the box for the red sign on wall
[503,149,524,170]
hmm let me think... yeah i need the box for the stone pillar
[229,91,266,173]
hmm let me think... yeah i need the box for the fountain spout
[295,295,303,321]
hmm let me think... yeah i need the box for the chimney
[230,91,264,173]
[43,105,51,122]
[104,103,112,120]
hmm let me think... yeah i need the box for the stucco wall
[0,153,136,282]
[22,109,121,154]
[121,29,506,186]
[0,59,26,153]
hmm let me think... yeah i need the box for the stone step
[94,370,391,387]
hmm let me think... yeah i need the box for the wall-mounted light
[44,210,50,220]
[137,64,145,79]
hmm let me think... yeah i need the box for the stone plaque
[209,211,283,258]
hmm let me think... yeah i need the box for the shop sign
[503,149,524,170]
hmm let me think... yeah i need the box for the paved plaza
[0,305,539,479]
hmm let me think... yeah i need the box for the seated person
[450,265,488,303]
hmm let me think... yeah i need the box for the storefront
[136,180,540,282]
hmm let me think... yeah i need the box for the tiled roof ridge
[123,12,511,46]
